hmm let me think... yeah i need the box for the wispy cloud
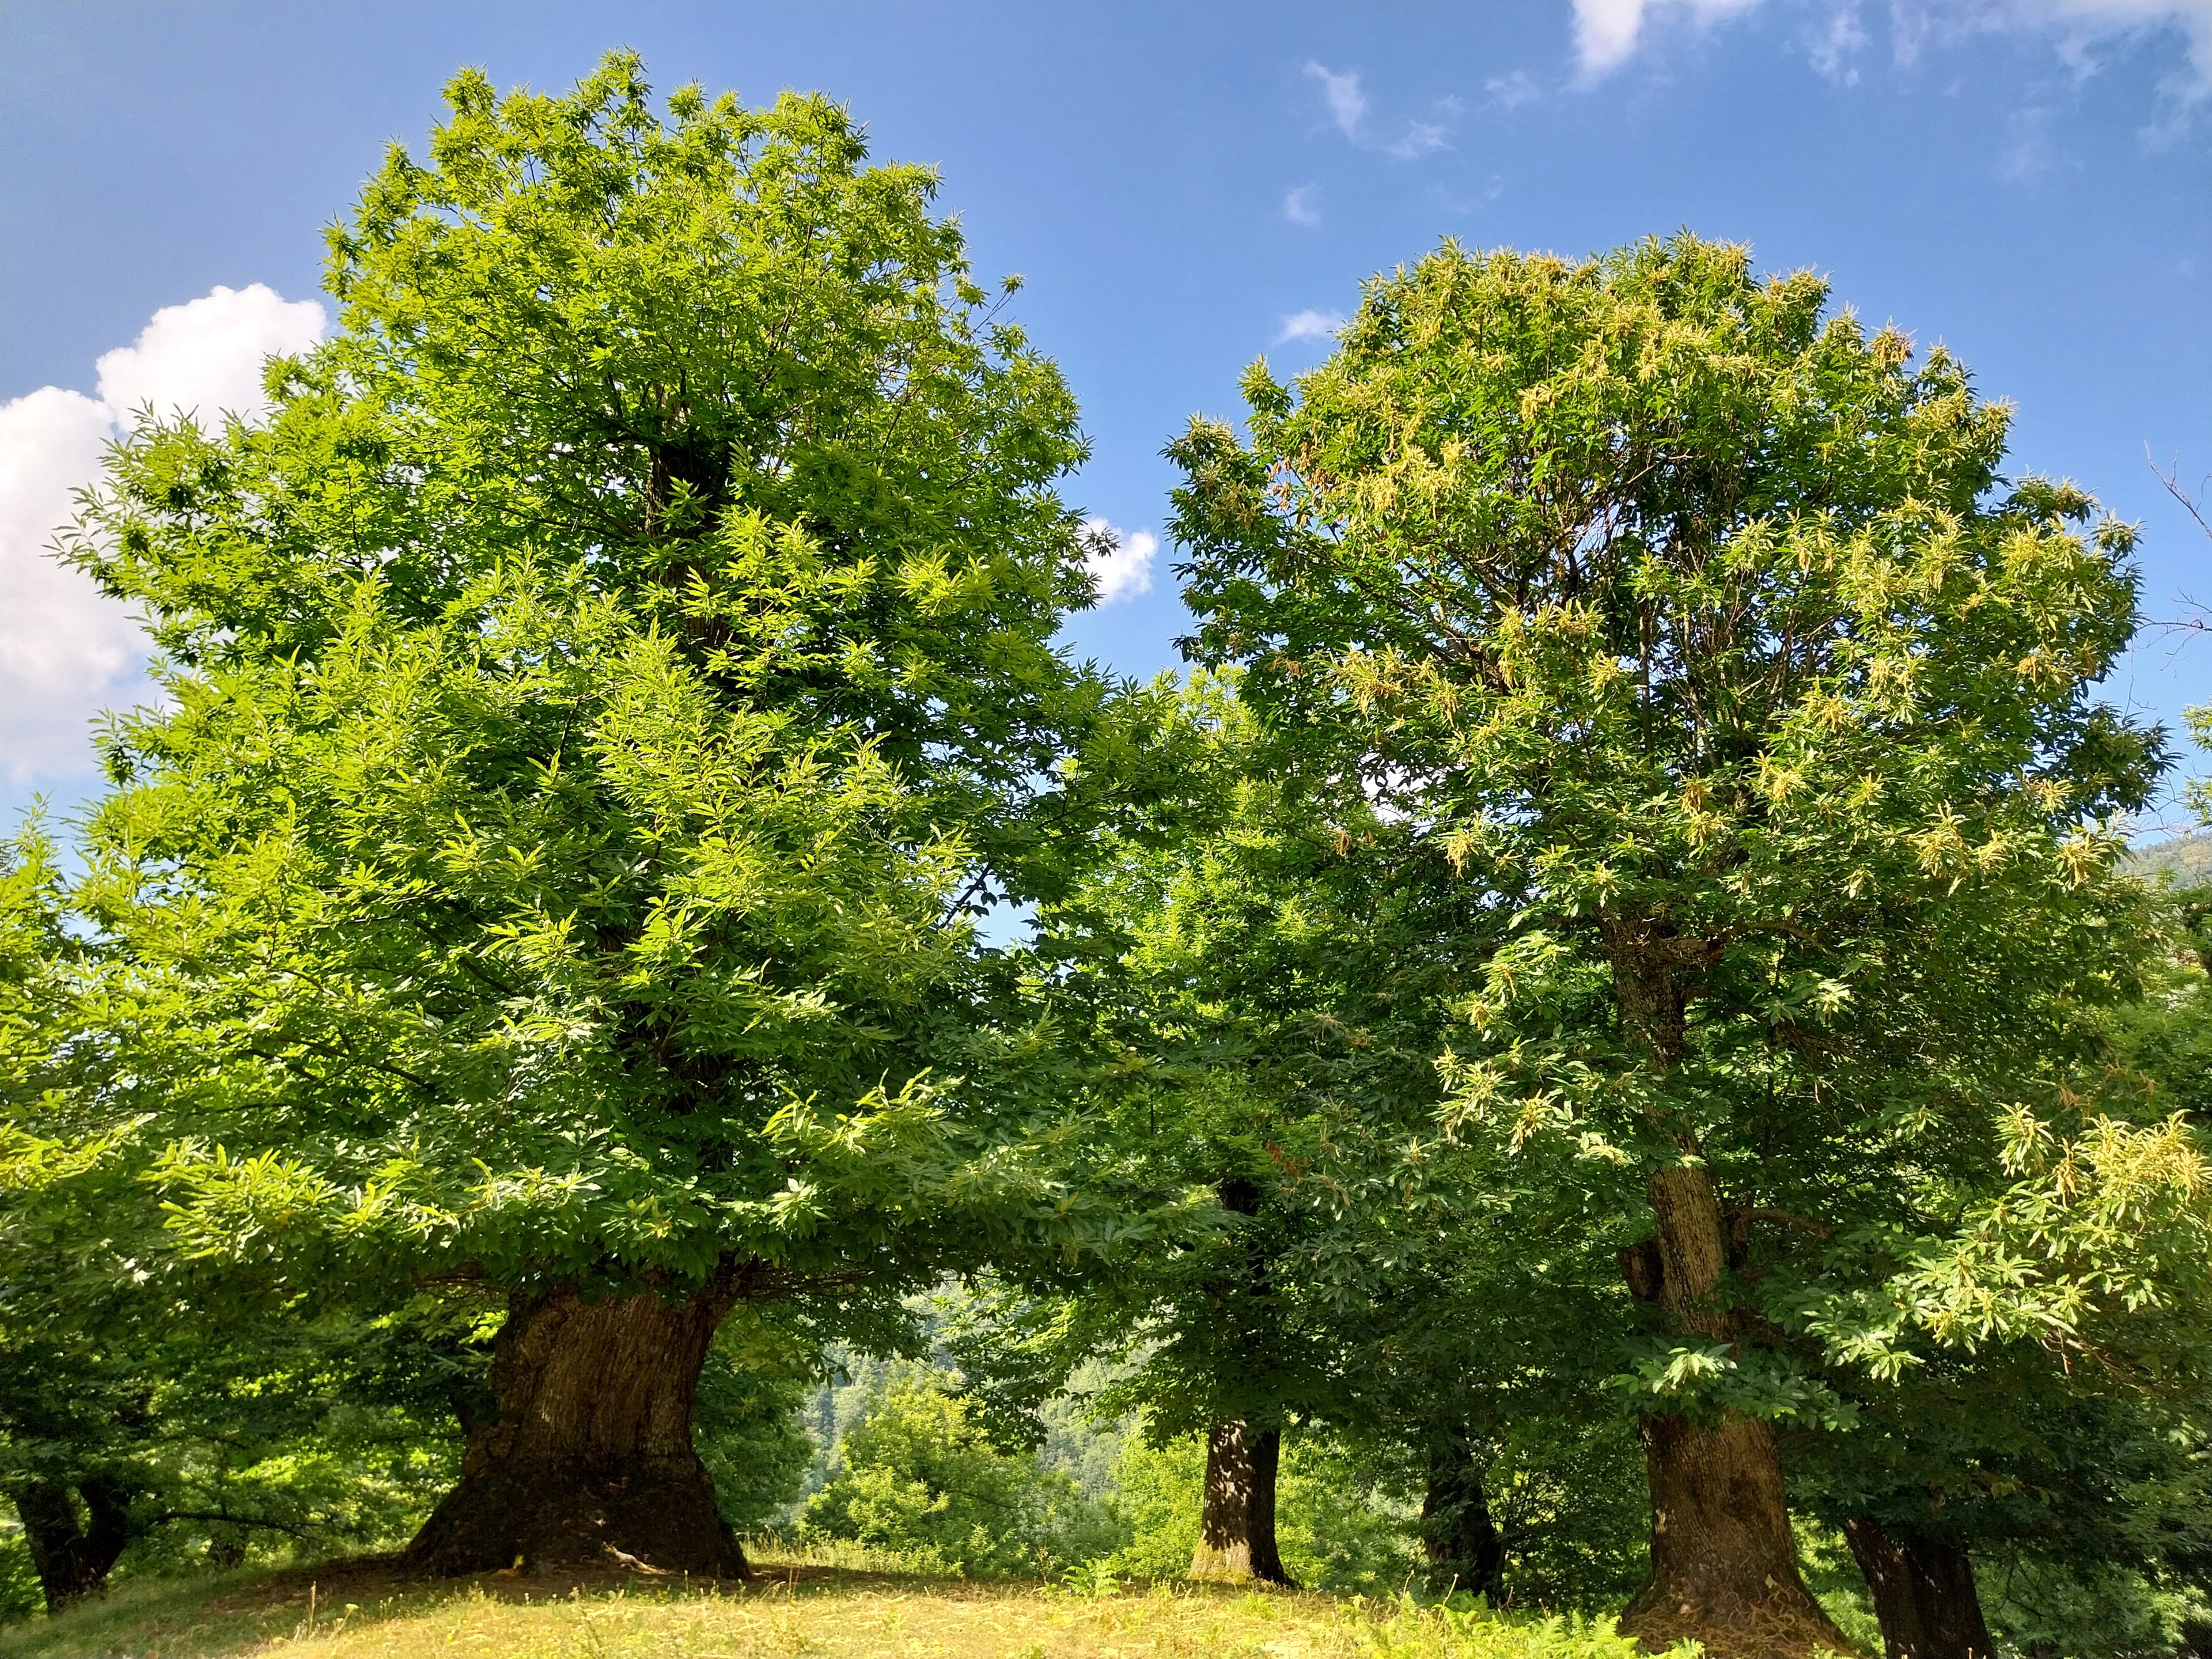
[1283,184,1323,227]
[1429,175,1511,215]
[1483,69,1544,109]
[1807,2,1871,82]
[1568,0,2212,118]
[1305,62,1369,137]
[1079,519,1157,605]
[1276,309,1347,345]
[1385,109,1458,158]
[1305,61,1461,156]
[2000,102,2065,176]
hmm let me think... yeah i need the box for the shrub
[694,1353,815,1535]
[798,1369,1123,1575]
[1105,1427,1421,1593]
[0,1517,39,1624]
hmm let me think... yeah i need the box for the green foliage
[1979,1552,2212,1658]
[14,53,2212,1641]
[1474,1419,1649,1615]
[38,51,1190,1330]
[1169,232,2179,1382]
[2123,833,2212,889]
[1274,1438,1422,1596]
[0,1518,38,1624]
[1098,1427,1203,1581]
[1103,1428,1422,1596]
[1353,1599,1676,1659]
[692,1345,815,1535]
[5,825,480,1607]
[797,1368,1122,1575]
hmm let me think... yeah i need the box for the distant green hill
[2123,832,2212,886]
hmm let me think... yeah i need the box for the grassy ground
[0,1542,1690,1659]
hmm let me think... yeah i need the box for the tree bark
[10,1475,133,1612]
[1607,929,1849,1658]
[1420,1425,1503,1602]
[1843,1517,1995,1659]
[405,1281,745,1578]
[1190,1421,1292,1585]
[1620,1406,1846,1656]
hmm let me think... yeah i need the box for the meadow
[0,1546,1677,1659]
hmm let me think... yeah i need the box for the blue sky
[4,0,2209,827]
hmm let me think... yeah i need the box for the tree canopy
[1164,233,2200,1654]
[19,52,1191,1582]
[5,67,2211,1659]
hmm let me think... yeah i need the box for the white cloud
[95,283,325,426]
[1958,1,2212,124]
[1569,0,2212,108]
[1283,184,1324,226]
[1305,62,1369,137]
[1276,308,1347,344]
[1080,518,1157,605]
[1306,60,1463,156]
[0,389,141,781]
[1570,0,1766,81]
[0,284,325,786]
[1808,2,1872,82]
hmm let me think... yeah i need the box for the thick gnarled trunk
[406,1282,744,1578]
[1190,1421,1291,1585]
[10,1476,132,1612]
[1620,1406,1844,1654]
[1421,1425,1503,1601]
[1843,1517,1995,1659]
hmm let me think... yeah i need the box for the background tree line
[3,54,2209,1659]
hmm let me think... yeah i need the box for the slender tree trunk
[1190,1421,1292,1585]
[9,1475,132,1612]
[1607,929,1849,1658]
[1421,1425,1503,1602]
[1843,1517,1995,1659]
[406,1281,745,1578]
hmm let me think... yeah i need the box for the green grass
[0,1542,1696,1659]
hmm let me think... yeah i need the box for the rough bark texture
[1420,1426,1504,1602]
[10,1475,132,1612]
[1620,1409,1847,1656]
[1190,1421,1292,1585]
[1608,928,1850,1658]
[405,1282,744,1578]
[1842,1517,1995,1659]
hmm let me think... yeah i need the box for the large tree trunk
[1615,1162,1849,1657]
[1607,928,1849,1658]
[1619,1403,1845,1655]
[1420,1425,1503,1602]
[10,1475,132,1612]
[1843,1517,1995,1659]
[1190,1421,1292,1585]
[406,1282,744,1578]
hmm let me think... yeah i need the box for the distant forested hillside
[2126,833,2212,885]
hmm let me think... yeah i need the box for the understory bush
[0,1520,38,1623]
[1104,1426,1421,1593]
[695,1349,816,1533]
[797,1368,1124,1575]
